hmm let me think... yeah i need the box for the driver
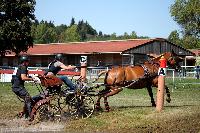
[45,53,77,93]
[11,55,41,119]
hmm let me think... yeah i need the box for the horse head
[153,51,183,71]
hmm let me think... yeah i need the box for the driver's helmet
[55,53,63,61]
[19,55,30,63]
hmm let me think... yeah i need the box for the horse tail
[93,70,108,83]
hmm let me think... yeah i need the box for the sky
[35,0,180,39]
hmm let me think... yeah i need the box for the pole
[80,56,87,82]
[172,69,175,92]
[156,56,167,112]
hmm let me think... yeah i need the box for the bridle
[168,56,177,66]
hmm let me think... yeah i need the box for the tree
[98,31,103,37]
[77,20,97,41]
[63,25,80,42]
[168,30,181,46]
[110,33,117,40]
[170,0,200,39]
[70,17,75,26]
[55,24,68,43]
[123,32,129,39]
[32,21,57,44]
[181,35,200,49]
[0,0,36,55]
[130,31,137,39]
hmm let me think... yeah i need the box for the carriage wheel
[33,102,62,123]
[57,95,73,119]
[68,95,95,119]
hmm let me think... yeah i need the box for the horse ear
[171,50,178,56]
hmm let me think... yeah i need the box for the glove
[75,67,79,72]
[32,76,41,83]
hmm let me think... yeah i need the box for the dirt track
[130,112,200,133]
[1,112,200,133]
[0,118,65,132]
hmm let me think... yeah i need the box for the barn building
[0,38,195,67]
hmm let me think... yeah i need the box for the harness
[141,64,150,76]
[122,65,148,88]
[168,56,176,65]
[123,62,160,88]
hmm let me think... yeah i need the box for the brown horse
[94,51,183,111]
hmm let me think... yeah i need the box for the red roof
[24,39,154,55]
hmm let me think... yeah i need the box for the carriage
[29,74,97,123]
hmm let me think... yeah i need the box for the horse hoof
[95,106,103,112]
[152,103,156,107]
[166,98,171,103]
[105,106,110,112]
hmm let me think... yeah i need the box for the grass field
[0,78,200,132]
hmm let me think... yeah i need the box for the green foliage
[123,32,129,39]
[170,0,200,38]
[170,0,200,48]
[0,0,36,55]
[55,24,68,43]
[110,32,117,40]
[70,17,75,27]
[181,35,200,48]
[168,30,182,46]
[91,31,147,41]
[32,21,57,44]
[77,20,97,41]
[30,18,149,44]
[62,25,81,42]
[130,31,137,39]
[168,30,200,49]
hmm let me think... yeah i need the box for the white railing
[87,66,109,79]
[1,66,199,83]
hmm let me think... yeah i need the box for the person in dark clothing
[195,65,200,79]
[11,55,41,119]
[45,53,77,92]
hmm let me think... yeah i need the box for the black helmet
[19,55,30,63]
[55,53,63,60]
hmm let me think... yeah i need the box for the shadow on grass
[105,104,199,110]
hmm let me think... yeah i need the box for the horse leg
[147,86,156,107]
[103,97,110,112]
[165,85,171,103]
[103,87,123,112]
[95,96,103,111]
[95,88,111,111]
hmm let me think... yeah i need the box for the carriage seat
[38,74,63,88]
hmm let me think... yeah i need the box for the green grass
[0,82,42,118]
[0,78,200,132]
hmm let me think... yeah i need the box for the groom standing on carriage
[11,55,41,119]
